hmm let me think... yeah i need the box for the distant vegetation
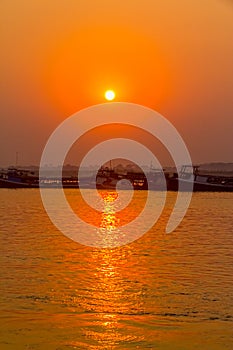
[4,162,233,177]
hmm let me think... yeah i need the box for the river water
[0,189,232,349]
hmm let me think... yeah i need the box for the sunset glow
[1,1,233,165]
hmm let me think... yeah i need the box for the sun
[105,90,115,101]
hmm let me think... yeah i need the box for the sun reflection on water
[59,190,150,347]
[76,243,147,348]
[99,191,120,233]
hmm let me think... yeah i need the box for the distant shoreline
[1,162,233,178]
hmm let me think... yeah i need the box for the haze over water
[0,189,232,349]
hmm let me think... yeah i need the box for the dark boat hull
[168,178,233,192]
[0,179,79,189]
[0,179,39,188]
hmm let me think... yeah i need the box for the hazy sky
[1,0,233,167]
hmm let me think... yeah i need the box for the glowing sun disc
[105,90,115,101]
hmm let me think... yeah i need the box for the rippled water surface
[0,189,233,349]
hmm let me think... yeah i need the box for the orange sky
[1,0,233,166]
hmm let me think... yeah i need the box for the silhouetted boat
[0,168,79,188]
[168,165,233,192]
[1,165,232,191]
[0,168,39,188]
[96,166,147,190]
